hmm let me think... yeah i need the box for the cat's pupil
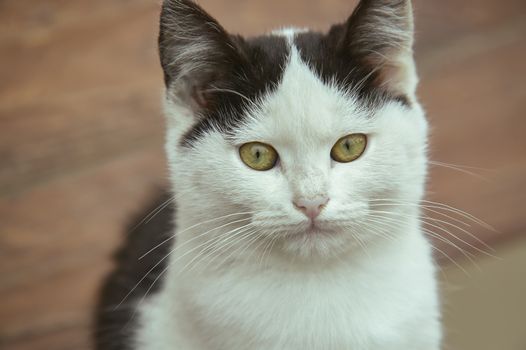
[345,141,351,151]
[255,150,261,159]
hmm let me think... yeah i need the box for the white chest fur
[135,227,441,350]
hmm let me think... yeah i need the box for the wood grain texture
[1,0,525,349]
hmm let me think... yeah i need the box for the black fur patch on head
[293,30,409,108]
[180,35,290,147]
[158,0,289,147]
[159,0,414,148]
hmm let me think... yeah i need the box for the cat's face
[160,0,427,259]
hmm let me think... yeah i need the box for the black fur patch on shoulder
[94,190,174,350]
[180,35,289,147]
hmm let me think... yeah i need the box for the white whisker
[139,211,256,260]
[115,219,253,310]
[366,213,479,268]
[369,209,496,258]
[429,160,491,180]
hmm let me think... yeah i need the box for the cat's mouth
[287,220,339,238]
[307,219,330,232]
[252,214,346,239]
[305,226,335,236]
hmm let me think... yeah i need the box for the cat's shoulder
[94,190,175,349]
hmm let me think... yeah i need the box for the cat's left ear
[158,0,247,113]
[337,0,417,98]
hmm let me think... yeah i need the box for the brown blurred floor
[0,0,525,349]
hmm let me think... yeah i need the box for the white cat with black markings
[96,0,442,349]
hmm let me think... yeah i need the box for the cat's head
[159,0,428,259]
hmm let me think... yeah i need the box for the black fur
[158,0,289,147]
[158,0,412,149]
[94,191,174,349]
[180,35,290,147]
[293,30,410,108]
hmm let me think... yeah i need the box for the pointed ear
[159,0,246,112]
[340,0,417,98]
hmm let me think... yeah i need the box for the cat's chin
[278,225,356,260]
[289,225,338,238]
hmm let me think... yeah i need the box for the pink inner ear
[188,71,227,112]
[374,52,416,99]
[373,59,406,92]
[192,85,210,110]
[356,45,415,99]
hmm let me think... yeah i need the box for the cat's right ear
[332,0,417,99]
[159,0,245,113]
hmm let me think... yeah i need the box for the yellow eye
[239,142,278,171]
[331,133,367,163]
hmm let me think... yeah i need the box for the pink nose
[293,197,329,219]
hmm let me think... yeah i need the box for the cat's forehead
[247,27,395,106]
[237,40,371,144]
[233,28,374,141]
[183,28,398,147]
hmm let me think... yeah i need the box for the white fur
[135,36,441,350]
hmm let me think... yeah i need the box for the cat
[95,0,442,349]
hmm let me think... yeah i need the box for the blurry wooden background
[1,0,525,349]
